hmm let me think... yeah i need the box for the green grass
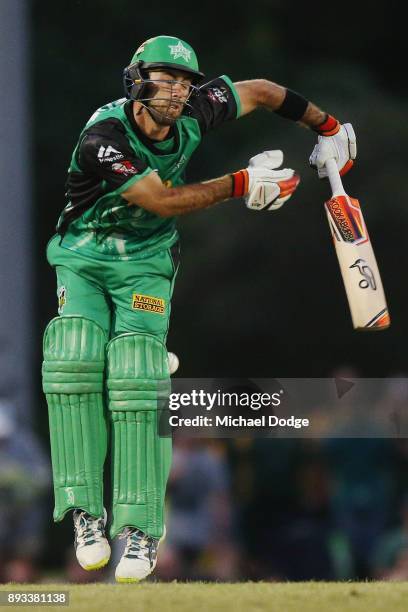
[2,582,408,612]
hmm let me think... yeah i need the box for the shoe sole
[81,556,110,571]
[115,527,165,583]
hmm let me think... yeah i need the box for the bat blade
[325,194,390,331]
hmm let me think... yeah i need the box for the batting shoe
[73,508,111,571]
[115,526,166,583]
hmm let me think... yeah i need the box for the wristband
[314,114,340,136]
[275,89,309,121]
[231,169,249,197]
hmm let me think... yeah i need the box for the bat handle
[325,158,347,197]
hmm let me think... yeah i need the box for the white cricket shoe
[73,508,111,571]
[115,526,165,583]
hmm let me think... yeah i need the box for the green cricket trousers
[42,234,179,539]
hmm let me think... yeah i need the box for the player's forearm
[297,102,327,130]
[126,175,233,217]
[158,176,233,217]
[245,80,334,132]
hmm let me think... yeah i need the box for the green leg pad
[42,316,108,521]
[107,333,172,539]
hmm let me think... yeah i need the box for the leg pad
[107,333,172,539]
[42,316,108,520]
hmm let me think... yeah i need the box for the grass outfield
[2,582,408,612]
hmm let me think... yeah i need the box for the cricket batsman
[42,35,356,582]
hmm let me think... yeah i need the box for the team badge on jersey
[112,161,139,176]
[207,87,228,104]
[57,286,66,314]
[132,293,165,314]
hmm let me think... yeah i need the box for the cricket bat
[324,158,390,331]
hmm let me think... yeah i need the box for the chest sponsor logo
[112,161,139,176]
[168,40,191,63]
[207,87,228,104]
[132,293,166,314]
[57,286,66,314]
[98,145,124,163]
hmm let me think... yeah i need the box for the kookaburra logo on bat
[350,258,377,290]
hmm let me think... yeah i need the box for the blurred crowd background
[1,0,407,583]
[1,421,408,583]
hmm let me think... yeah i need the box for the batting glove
[231,150,300,211]
[309,118,357,179]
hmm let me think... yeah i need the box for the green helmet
[123,35,205,101]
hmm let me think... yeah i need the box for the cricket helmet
[123,35,205,101]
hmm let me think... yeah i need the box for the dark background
[0,0,405,584]
[33,0,407,385]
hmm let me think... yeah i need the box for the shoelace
[119,528,158,562]
[74,511,104,546]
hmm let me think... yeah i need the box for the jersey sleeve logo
[207,87,228,104]
[98,145,125,163]
[111,161,139,176]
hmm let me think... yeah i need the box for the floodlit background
[0,0,407,583]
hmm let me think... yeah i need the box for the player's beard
[146,100,183,126]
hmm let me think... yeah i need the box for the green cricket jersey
[56,75,241,260]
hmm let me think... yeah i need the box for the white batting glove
[309,122,357,179]
[231,150,300,211]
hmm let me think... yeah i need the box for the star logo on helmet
[168,41,191,63]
